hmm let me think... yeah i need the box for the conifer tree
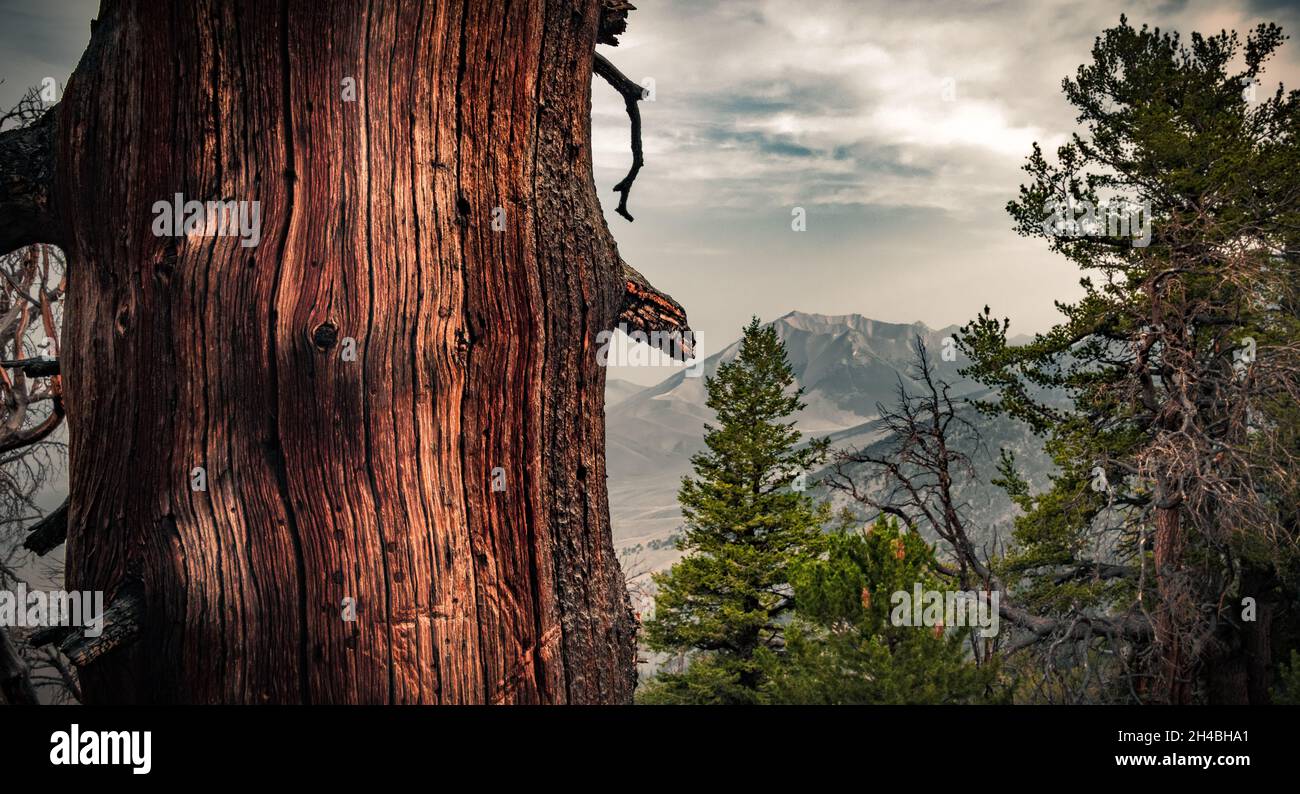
[958,18,1300,703]
[639,317,829,704]
[773,517,999,704]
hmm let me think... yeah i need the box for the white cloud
[592,0,1300,353]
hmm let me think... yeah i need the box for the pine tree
[638,317,829,704]
[958,18,1300,703]
[772,516,1000,704]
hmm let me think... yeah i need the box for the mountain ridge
[604,310,1053,599]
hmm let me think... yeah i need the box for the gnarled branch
[593,53,645,222]
[597,0,635,46]
[592,5,688,353]
[24,498,68,555]
[29,585,144,668]
[1001,602,1151,654]
[1,356,59,377]
[617,258,691,357]
[0,395,63,454]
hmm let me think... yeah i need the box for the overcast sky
[592,0,1300,380]
[3,1,1298,385]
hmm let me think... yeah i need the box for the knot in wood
[312,321,339,350]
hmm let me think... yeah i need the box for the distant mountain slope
[604,377,646,409]
[605,311,1054,588]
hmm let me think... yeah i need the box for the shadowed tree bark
[0,625,40,705]
[0,0,686,704]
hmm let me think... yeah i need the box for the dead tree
[0,0,686,704]
[0,177,73,702]
[825,338,1151,695]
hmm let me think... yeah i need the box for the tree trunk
[1206,577,1274,705]
[1153,504,1192,704]
[10,0,687,704]
[1243,599,1274,704]
[0,626,40,705]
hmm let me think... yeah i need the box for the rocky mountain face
[604,311,1054,608]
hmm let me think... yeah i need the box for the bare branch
[23,497,67,555]
[597,0,635,46]
[593,53,645,222]
[31,586,144,668]
[1001,602,1151,654]
[0,396,63,455]
[40,646,81,703]
[616,257,690,349]
[0,357,58,377]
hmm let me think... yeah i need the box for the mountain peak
[775,310,936,337]
[606,308,1048,578]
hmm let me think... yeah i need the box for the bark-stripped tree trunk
[0,0,686,704]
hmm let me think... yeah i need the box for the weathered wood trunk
[1206,574,1274,705]
[0,626,39,705]
[1152,504,1192,704]
[29,0,683,704]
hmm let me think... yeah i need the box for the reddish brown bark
[31,0,685,704]
[1152,504,1193,704]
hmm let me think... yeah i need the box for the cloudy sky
[3,1,1299,384]
[591,0,1300,380]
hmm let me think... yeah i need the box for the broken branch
[30,586,144,668]
[0,103,60,255]
[0,356,59,377]
[597,0,635,46]
[593,53,645,222]
[24,498,68,555]
[617,258,691,357]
